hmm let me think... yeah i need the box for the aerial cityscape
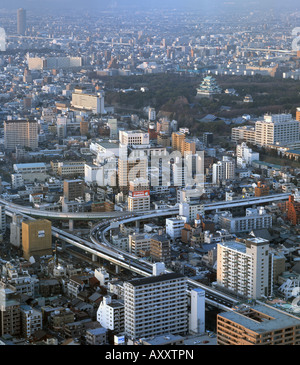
[1,0,300,350]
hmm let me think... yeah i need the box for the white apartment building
[219,207,272,233]
[212,156,235,184]
[255,113,300,147]
[124,273,188,340]
[166,217,186,239]
[97,295,124,333]
[0,205,6,233]
[179,201,204,221]
[236,142,260,167]
[217,238,272,299]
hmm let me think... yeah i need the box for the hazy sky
[1,0,299,12]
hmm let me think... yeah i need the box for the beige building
[217,238,272,299]
[4,120,38,150]
[22,220,52,260]
[217,303,300,345]
[150,234,171,263]
[129,233,151,256]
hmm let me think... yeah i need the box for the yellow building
[22,220,52,260]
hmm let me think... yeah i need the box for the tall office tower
[217,303,300,345]
[0,283,21,336]
[21,220,52,260]
[63,179,84,201]
[255,113,300,147]
[17,8,26,35]
[4,120,38,151]
[124,273,188,341]
[150,234,171,263]
[217,238,272,299]
[190,288,205,334]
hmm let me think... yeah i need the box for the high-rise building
[217,303,300,345]
[17,8,26,35]
[21,220,52,260]
[124,273,188,340]
[217,238,272,299]
[71,90,105,114]
[212,156,235,184]
[127,178,150,212]
[4,120,38,151]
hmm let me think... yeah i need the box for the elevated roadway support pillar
[135,220,140,231]
[92,254,98,262]
[69,219,74,232]
[115,265,120,274]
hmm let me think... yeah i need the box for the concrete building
[63,179,84,201]
[119,130,149,146]
[21,219,52,260]
[150,234,171,263]
[97,296,124,333]
[212,156,235,184]
[124,273,188,340]
[255,113,300,147]
[236,142,259,168]
[128,233,151,256]
[166,217,186,239]
[71,90,105,114]
[219,207,272,234]
[0,283,21,337]
[190,288,205,334]
[217,238,272,299]
[10,213,23,248]
[128,178,150,212]
[86,327,108,345]
[20,305,42,338]
[217,303,300,345]
[4,120,38,151]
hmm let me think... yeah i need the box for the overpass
[0,193,289,220]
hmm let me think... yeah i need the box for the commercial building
[231,125,256,145]
[21,220,52,260]
[4,120,38,151]
[124,273,188,340]
[217,238,272,299]
[127,180,150,212]
[217,303,300,345]
[119,130,149,146]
